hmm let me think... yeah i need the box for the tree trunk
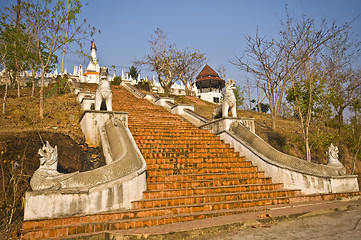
[31,75,35,98]
[61,42,68,74]
[2,80,8,115]
[61,0,70,74]
[17,74,20,97]
[337,106,345,134]
[271,113,276,130]
[39,67,45,119]
[163,86,170,97]
[304,126,311,162]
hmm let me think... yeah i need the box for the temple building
[195,64,225,103]
[82,40,100,83]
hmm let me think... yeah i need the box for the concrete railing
[218,122,359,194]
[122,82,146,99]
[200,117,255,134]
[76,91,94,103]
[80,96,95,110]
[182,108,209,126]
[24,111,147,220]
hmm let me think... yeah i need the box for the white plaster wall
[24,171,146,220]
[197,92,222,104]
[81,98,95,110]
[219,132,359,194]
[80,111,128,146]
[171,105,194,115]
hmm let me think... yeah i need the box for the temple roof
[195,64,225,89]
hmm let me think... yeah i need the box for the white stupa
[83,40,100,83]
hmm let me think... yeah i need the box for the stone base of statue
[200,117,255,134]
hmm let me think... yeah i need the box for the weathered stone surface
[79,110,128,146]
[213,79,237,119]
[201,117,255,134]
[95,67,112,111]
[218,122,359,194]
[25,112,146,220]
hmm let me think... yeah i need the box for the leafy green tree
[111,76,122,85]
[347,99,361,174]
[0,1,36,113]
[0,2,33,97]
[286,71,326,162]
[233,84,245,108]
[127,66,140,79]
[23,0,93,119]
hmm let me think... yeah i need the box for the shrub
[47,75,70,96]
[111,76,122,85]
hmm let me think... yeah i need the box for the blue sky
[2,0,361,85]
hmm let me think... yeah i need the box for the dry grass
[0,87,84,142]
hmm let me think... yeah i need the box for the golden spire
[91,40,97,50]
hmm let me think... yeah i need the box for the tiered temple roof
[195,64,225,89]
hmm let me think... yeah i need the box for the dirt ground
[194,202,361,240]
[0,86,105,239]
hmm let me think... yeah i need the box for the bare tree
[24,0,93,119]
[243,78,253,110]
[323,31,361,132]
[283,13,356,162]
[231,30,290,130]
[216,64,226,80]
[177,48,206,96]
[60,0,96,74]
[135,28,180,96]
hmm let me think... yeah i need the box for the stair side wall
[219,130,359,194]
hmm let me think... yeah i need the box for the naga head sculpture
[327,143,339,164]
[38,141,58,171]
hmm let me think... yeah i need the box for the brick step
[129,116,191,121]
[21,191,361,239]
[143,183,284,199]
[21,197,291,239]
[129,116,191,122]
[142,151,240,159]
[129,128,207,136]
[147,171,265,182]
[128,197,291,216]
[140,147,234,154]
[130,129,214,136]
[146,166,259,176]
[129,114,182,118]
[129,126,211,132]
[146,177,274,190]
[129,117,191,122]
[145,158,250,168]
[133,135,220,141]
[135,139,225,145]
[136,143,229,149]
[132,190,299,209]
[129,123,194,128]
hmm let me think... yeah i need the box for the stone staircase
[21,85,360,239]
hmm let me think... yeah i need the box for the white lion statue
[95,66,112,111]
[212,79,237,119]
